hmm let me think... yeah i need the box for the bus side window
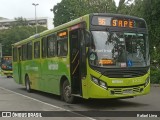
[47,35,56,57]
[57,40,68,57]
[27,42,32,60]
[34,41,40,59]
[22,44,27,61]
[57,30,68,57]
[42,37,47,58]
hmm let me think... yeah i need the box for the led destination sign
[92,16,146,28]
[112,19,134,28]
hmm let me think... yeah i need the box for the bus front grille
[110,86,142,95]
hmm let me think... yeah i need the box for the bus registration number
[123,89,133,94]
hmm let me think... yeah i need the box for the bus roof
[91,13,145,21]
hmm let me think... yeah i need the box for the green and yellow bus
[12,13,150,103]
[1,56,13,77]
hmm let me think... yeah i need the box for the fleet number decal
[48,64,58,70]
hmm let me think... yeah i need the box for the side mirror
[85,30,91,47]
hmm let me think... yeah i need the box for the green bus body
[12,13,150,102]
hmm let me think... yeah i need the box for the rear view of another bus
[1,56,13,78]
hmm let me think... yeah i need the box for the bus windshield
[89,31,149,68]
[1,57,12,70]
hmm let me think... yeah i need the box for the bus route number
[98,18,106,25]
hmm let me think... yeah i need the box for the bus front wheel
[25,76,32,93]
[62,80,75,103]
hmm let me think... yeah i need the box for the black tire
[25,76,32,93]
[62,80,75,103]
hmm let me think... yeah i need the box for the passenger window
[57,40,68,56]
[42,37,47,58]
[47,35,56,57]
[22,44,27,61]
[57,30,68,57]
[27,42,32,60]
[34,41,40,59]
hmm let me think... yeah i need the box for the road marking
[0,86,96,120]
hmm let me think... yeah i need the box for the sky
[0,0,120,20]
[0,0,61,19]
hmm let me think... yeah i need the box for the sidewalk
[0,87,93,120]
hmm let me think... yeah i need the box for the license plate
[123,89,133,94]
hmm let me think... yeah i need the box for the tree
[53,0,116,26]
[129,0,144,17]
[116,0,143,15]
[0,17,47,55]
[142,0,160,63]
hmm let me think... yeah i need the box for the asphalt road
[0,76,160,120]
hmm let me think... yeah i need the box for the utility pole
[32,3,39,34]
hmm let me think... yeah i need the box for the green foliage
[142,0,160,64]
[0,17,47,56]
[117,0,143,17]
[53,0,116,26]
[150,67,160,84]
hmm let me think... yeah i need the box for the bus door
[69,27,87,95]
[17,47,22,83]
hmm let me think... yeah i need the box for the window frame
[47,34,57,58]
[27,42,32,60]
[22,44,27,61]
[41,37,47,58]
[57,30,68,57]
[34,41,40,59]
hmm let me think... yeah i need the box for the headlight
[92,77,99,85]
[99,81,107,89]
[91,76,108,89]
[144,76,150,87]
